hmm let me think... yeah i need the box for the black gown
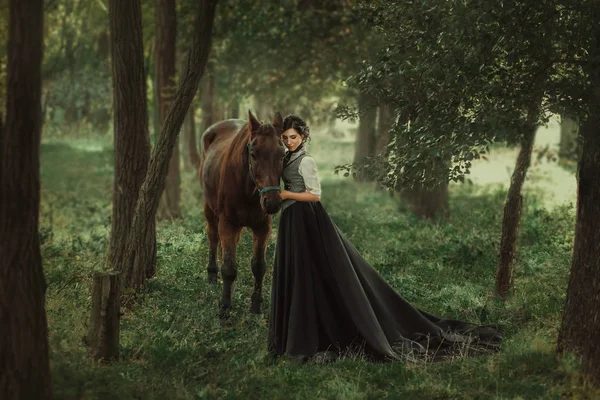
[268,152,502,363]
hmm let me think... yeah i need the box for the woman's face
[281,128,304,152]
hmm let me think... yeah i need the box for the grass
[39,133,599,399]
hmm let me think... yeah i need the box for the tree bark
[0,0,52,398]
[353,92,377,181]
[200,63,216,133]
[180,57,200,171]
[376,103,394,155]
[183,99,200,170]
[103,0,157,294]
[120,0,218,293]
[495,120,537,298]
[398,162,450,220]
[557,115,600,385]
[156,0,181,220]
[557,33,600,384]
[85,272,120,361]
[230,101,240,119]
[0,110,4,165]
[90,30,111,132]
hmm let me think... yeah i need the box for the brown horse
[199,111,285,317]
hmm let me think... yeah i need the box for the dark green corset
[281,149,308,211]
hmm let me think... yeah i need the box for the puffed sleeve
[298,156,322,199]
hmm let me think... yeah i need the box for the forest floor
[40,121,598,399]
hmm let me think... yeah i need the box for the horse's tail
[198,127,217,184]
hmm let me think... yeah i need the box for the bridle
[246,142,282,197]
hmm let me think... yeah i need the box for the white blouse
[298,156,322,199]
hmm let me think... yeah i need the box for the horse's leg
[218,218,241,319]
[204,203,219,284]
[250,223,270,314]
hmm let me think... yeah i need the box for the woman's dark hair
[283,114,310,142]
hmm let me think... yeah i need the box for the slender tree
[156,0,181,219]
[495,105,539,298]
[86,0,155,360]
[120,0,218,292]
[182,56,200,170]
[200,62,216,133]
[109,0,158,286]
[558,115,580,167]
[353,92,377,181]
[0,0,52,397]
[109,0,157,285]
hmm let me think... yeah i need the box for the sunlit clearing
[465,115,576,210]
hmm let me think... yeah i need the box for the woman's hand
[280,190,291,200]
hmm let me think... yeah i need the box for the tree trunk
[0,110,3,160]
[213,96,225,122]
[230,101,240,119]
[151,39,160,142]
[85,272,120,361]
[91,30,111,132]
[376,103,394,155]
[398,162,450,220]
[557,39,600,385]
[156,0,181,220]
[353,92,377,181]
[558,115,580,167]
[0,0,52,398]
[120,0,218,293]
[181,57,200,171]
[200,63,216,133]
[557,116,600,385]
[256,100,270,122]
[105,0,156,294]
[495,122,537,298]
[183,99,200,170]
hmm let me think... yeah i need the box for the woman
[268,115,502,364]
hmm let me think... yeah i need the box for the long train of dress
[268,201,502,363]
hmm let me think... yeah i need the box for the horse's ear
[248,110,261,136]
[273,112,283,134]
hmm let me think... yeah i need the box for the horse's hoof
[250,293,262,314]
[250,302,261,314]
[207,272,218,284]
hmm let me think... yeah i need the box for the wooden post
[86,271,121,362]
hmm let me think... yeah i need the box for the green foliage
[43,0,112,132]
[38,135,600,399]
[339,0,595,189]
[210,0,380,123]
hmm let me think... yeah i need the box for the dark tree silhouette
[119,0,219,292]
[156,0,181,220]
[0,0,53,397]
[86,0,155,360]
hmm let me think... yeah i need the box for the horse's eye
[250,152,257,159]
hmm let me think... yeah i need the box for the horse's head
[247,110,285,214]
